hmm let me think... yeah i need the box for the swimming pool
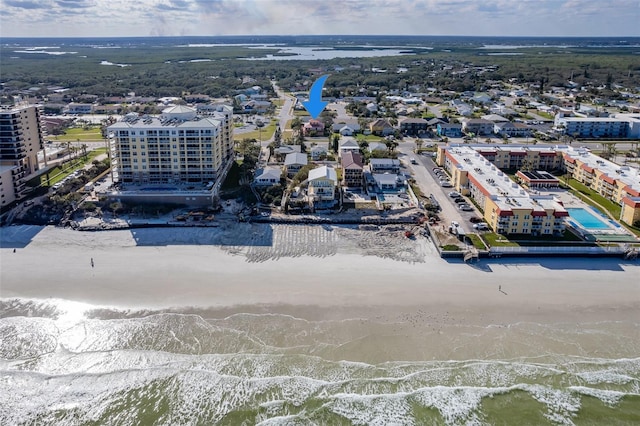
[566,208,609,230]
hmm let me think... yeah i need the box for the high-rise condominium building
[0,105,45,206]
[108,105,233,186]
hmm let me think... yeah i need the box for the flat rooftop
[557,146,640,194]
[446,145,567,214]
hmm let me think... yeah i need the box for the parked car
[458,204,473,211]
[448,191,461,198]
[454,197,466,204]
[473,223,489,231]
[469,216,483,223]
[440,181,452,187]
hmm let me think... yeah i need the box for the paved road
[397,141,477,234]
[270,80,296,145]
[327,101,350,122]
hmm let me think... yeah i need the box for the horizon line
[2,34,639,39]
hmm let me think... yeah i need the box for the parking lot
[405,150,482,236]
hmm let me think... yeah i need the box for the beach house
[284,152,308,178]
[307,165,337,202]
[341,151,364,188]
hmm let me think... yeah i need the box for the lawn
[467,234,487,249]
[234,119,278,142]
[482,229,593,247]
[28,148,107,187]
[356,134,384,142]
[535,110,555,120]
[52,126,103,142]
[481,233,520,247]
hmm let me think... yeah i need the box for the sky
[1,0,639,38]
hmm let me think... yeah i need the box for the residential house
[494,122,533,138]
[338,125,356,136]
[310,145,328,160]
[437,123,463,137]
[399,117,428,136]
[427,118,445,127]
[450,99,472,116]
[307,165,337,202]
[284,152,308,178]
[482,114,509,123]
[241,100,271,113]
[303,119,325,136]
[373,173,400,191]
[254,166,282,186]
[369,118,394,136]
[341,151,364,188]
[332,120,361,134]
[369,158,400,174]
[366,102,378,113]
[92,104,121,114]
[275,144,301,158]
[64,103,93,114]
[244,85,262,95]
[368,141,387,153]
[339,137,360,158]
[461,118,494,136]
[184,94,211,103]
[489,104,518,116]
[471,93,492,104]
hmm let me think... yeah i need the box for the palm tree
[414,139,423,153]
[385,139,399,155]
[291,117,302,134]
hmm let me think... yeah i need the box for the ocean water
[1,299,639,425]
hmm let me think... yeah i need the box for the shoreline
[1,225,639,327]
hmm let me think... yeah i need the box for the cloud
[55,0,95,7]
[4,0,51,9]
[1,0,638,37]
[156,0,192,11]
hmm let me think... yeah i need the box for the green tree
[384,139,399,155]
[331,134,340,153]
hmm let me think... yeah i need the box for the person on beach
[91,258,94,268]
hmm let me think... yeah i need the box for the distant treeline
[1,37,639,100]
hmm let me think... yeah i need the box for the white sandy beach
[1,224,639,327]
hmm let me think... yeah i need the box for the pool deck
[537,189,636,241]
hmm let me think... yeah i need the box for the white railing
[490,245,627,254]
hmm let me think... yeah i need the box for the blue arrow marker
[302,74,330,119]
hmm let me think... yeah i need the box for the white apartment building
[108,105,233,186]
[0,105,45,205]
[554,114,629,138]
